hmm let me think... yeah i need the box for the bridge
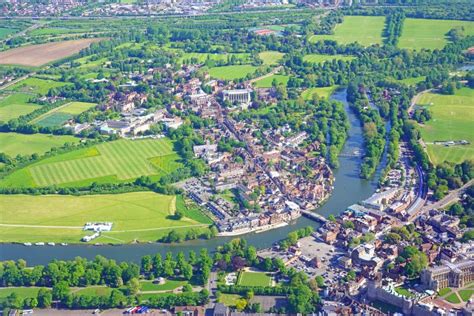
[338,152,363,158]
[301,210,328,224]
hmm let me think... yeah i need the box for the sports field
[31,101,96,127]
[259,51,284,65]
[0,93,42,121]
[207,65,258,80]
[417,88,474,164]
[301,86,338,100]
[254,74,289,88]
[0,133,79,157]
[0,192,211,243]
[7,77,70,95]
[237,271,272,287]
[399,18,474,50]
[309,16,385,46]
[0,138,182,188]
[303,54,355,64]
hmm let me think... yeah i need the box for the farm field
[303,54,355,64]
[0,138,183,188]
[301,86,339,100]
[399,18,474,50]
[0,132,79,157]
[0,38,104,66]
[207,65,258,80]
[0,93,42,121]
[31,101,96,127]
[237,271,272,287]
[254,74,289,88]
[309,16,385,46]
[417,88,474,164]
[259,51,284,65]
[7,77,70,95]
[0,192,210,243]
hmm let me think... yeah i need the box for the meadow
[303,54,355,64]
[254,74,289,88]
[207,65,258,80]
[258,51,285,65]
[0,93,42,121]
[0,133,79,157]
[237,271,272,287]
[395,76,426,86]
[0,138,182,188]
[309,16,385,46]
[7,77,70,95]
[399,18,474,50]
[301,86,339,100]
[417,87,474,164]
[31,101,96,127]
[0,192,210,243]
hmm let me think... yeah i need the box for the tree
[127,278,140,296]
[235,298,247,311]
[37,288,52,308]
[182,263,193,281]
[52,281,70,301]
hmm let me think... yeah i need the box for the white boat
[60,243,68,246]
[35,242,45,246]
[23,242,32,246]
[47,242,56,246]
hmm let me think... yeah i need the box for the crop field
[0,138,183,188]
[399,18,474,50]
[178,52,251,65]
[0,192,210,243]
[0,38,104,66]
[417,88,474,164]
[0,133,79,157]
[309,16,385,46]
[259,51,284,65]
[254,74,289,88]
[301,86,339,100]
[237,271,272,287]
[0,93,42,121]
[31,101,96,127]
[303,54,355,64]
[207,65,258,80]
[7,77,70,95]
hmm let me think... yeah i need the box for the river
[0,88,383,265]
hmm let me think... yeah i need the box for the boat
[23,242,32,246]
[34,242,45,246]
[60,243,68,246]
[47,242,56,246]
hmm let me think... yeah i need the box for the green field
[0,138,182,188]
[396,76,426,86]
[73,286,113,297]
[301,86,338,100]
[237,271,272,287]
[0,27,17,39]
[0,93,42,121]
[254,74,289,88]
[7,77,70,95]
[0,287,43,305]
[139,280,186,292]
[459,290,474,302]
[417,88,474,164]
[0,133,80,157]
[207,65,258,80]
[31,101,96,127]
[309,16,385,46]
[394,286,414,298]
[438,287,452,296]
[445,292,461,304]
[259,51,284,65]
[0,192,210,243]
[218,293,242,307]
[303,54,355,64]
[399,18,474,50]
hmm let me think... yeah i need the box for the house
[213,303,229,316]
[173,306,205,316]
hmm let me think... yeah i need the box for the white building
[222,89,252,104]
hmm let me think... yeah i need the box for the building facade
[421,260,474,290]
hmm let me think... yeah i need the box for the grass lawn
[207,65,258,80]
[218,293,242,307]
[7,77,70,95]
[0,93,42,121]
[254,74,289,88]
[237,271,272,287]
[459,289,474,302]
[309,16,385,46]
[0,132,80,157]
[73,286,113,297]
[396,76,426,86]
[303,54,355,64]
[0,287,44,304]
[301,86,338,100]
[259,51,284,65]
[139,280,186,292]
[176,195,212,224]
[395,286,414,298]
[399,18,474,50]
[417,87,474,164]
[0,27,17,39]
[445,292,461,304]
[1,138,182,188]
[31,101,96,127]
[0,192,210,243]
[438,287,452,296]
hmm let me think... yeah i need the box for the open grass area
[395,286,414,298]
[31,101,96,127]
[7,77,70,95]
[309,16,385,46]
[1,138,182,188]
[0,287,43,304]
[445,292,461,304]
[303,54,355,64]
[237,271,272,287]
[396,76,426,86]
[73,286,113,297]
[459,289,474,302]
[0,192,210,243]
[417,87,474,164]
[0,132,80,157]
[0,93,42,121]
[218,293,242,307]
[254,74,289,88]
[0,27,18,39]
[399,18,474,50]
[207,65,258,80]
[258,51,284,65]
[438,287,452,296]
[139,280,186,292]
[176,195,212,224]
[301,86,338,100]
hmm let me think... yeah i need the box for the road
[206,271,218,308]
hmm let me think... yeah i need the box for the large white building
[222,89,252,104]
